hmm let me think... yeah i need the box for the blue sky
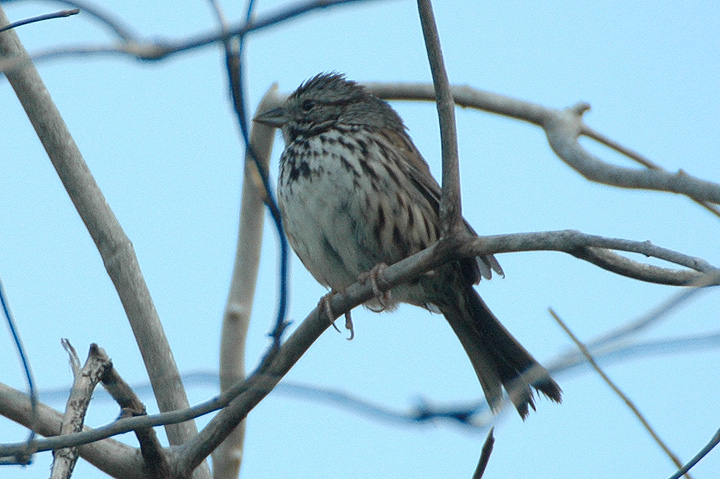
[2,1,719,478]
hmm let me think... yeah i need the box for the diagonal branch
[0,229,715,463]
[550,309,692,478]
[100,352,169,479]
[472,428,495,479]
[0,8,208,477]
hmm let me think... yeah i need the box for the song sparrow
[254,73,561,417]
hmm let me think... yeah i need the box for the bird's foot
[319,290,355,340]
[358,263,392,311]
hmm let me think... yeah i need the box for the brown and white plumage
[255,73,561,417]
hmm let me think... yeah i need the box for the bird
[254,72,561,418]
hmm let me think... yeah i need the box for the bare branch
[0,383,148,478]
[459,231,717,286]
[416,0,463,236]
[100,355,169,479]
[363,83,720,208]
[212,75,283,479]
[0,0,380,72]
[0,3,204,453]
[545,104,720,204]
[581,125,720,218]
[51,342,112,479]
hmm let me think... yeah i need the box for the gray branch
[0,6,209,478]
[363,83,720,206]
[51,342,111,479]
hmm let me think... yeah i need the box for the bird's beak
[253,107,288,127]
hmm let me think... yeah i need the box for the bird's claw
[319,290,355,339]
[344,311,354,340]
[359,263,392,311]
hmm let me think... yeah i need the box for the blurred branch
[572,269,720,354]
[208,2,246,477]
[549,309,692,478]
[0,8,78,33]
[213,45,283,479]
[217,0,291,350]
[0,0,380,71]
[2,323,718,458]
[0,277,37,466]
[473,428,495,479]
[4,0,137,40]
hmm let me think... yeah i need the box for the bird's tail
[439,287,562,418]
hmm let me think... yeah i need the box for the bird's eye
[301,99,315,111]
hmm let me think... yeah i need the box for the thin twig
[3,0,137,41]
[0,8,78,34]
[211,2,271,477]
[549,309,692,478]
[0,277,37,465]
